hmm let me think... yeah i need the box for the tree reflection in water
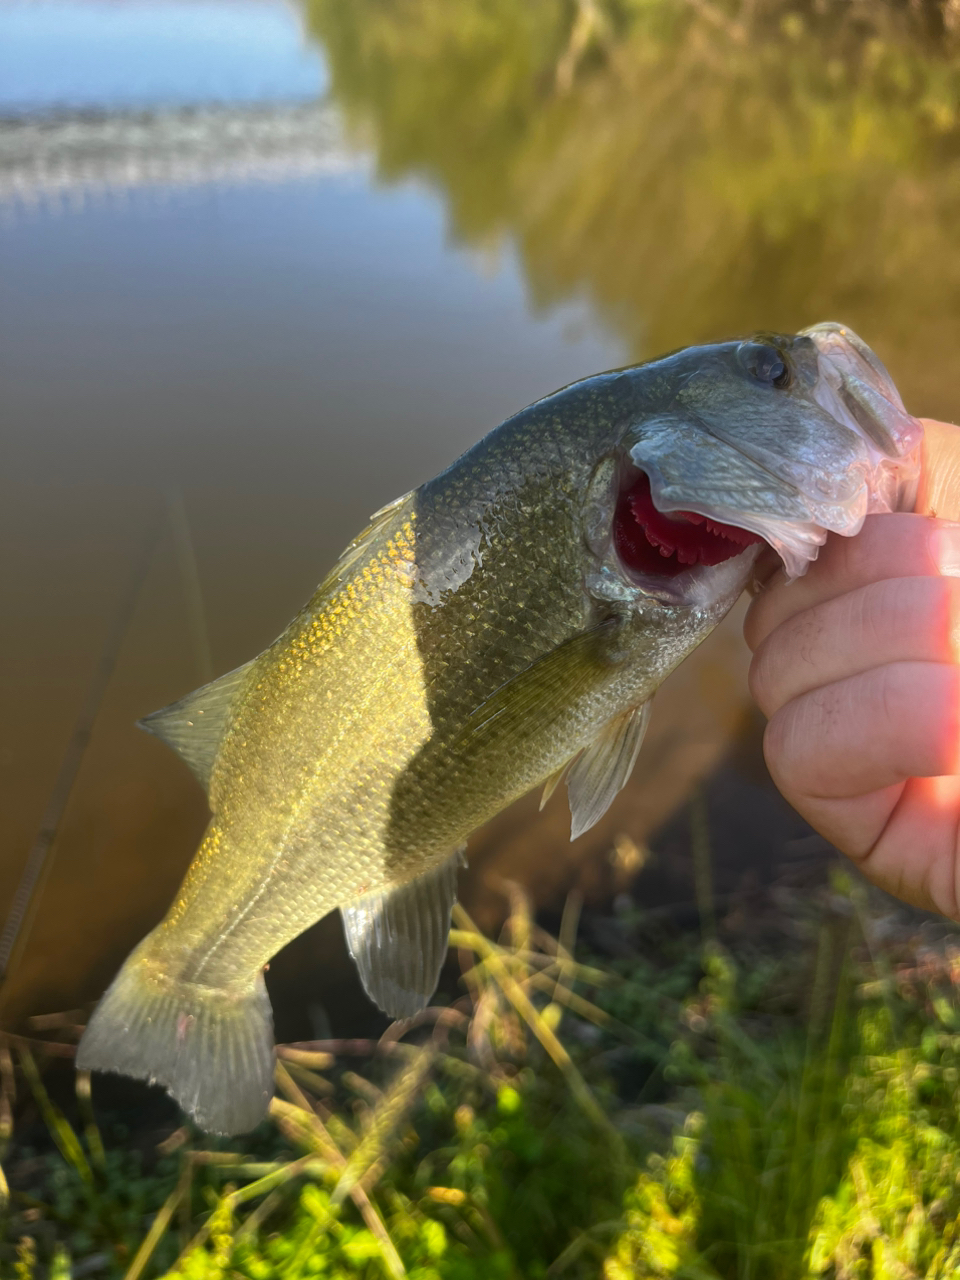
[308,0,960,415]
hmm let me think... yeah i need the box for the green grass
[2,883,960,1279]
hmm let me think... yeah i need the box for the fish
[76,322,921,1134]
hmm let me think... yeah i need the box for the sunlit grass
[2,875,960,1278]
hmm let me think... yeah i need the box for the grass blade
[452,905,617,1141]
[18,1049,92,1184]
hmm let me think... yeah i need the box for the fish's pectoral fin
[566,699,652,841]
[341,846,465,1020]
[138,660,256,792]
[455,619,622,755]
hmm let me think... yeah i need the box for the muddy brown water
[3,0,957,1037]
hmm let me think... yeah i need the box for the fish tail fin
[76,943,275,1135]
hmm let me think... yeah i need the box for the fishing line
[168,487,214,688]
[0,509,164,985]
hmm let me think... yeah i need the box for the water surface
[0,0,628,1023]
[5,0,959,1028]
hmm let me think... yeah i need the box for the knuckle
[876,663,960,775]
[748,607,825,715]
[943,577,960,662]
[748,638,783,714]
[847,514,931,582]
[923,576,956,661]
[888,576,951,658]
[747,649,767,710]
[742,595,767,652]
[790,608,826,669]
[851,581,891,652]
[763,692,828,795]
[876,665,903,730]
[744,584,787,652]
[761,707,793,784]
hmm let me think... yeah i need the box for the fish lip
[801,321,921,456]
[622,440,829,584]
[802,322,905,412]
[800,321,922,523]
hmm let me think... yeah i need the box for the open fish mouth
[613,469,765,578]
[618,322,923,589]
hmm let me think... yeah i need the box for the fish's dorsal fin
[341,847,465,1020]
[557,700,652,840]
[320,491,413,593]
[138,660,255,792]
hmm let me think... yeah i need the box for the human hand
[744,419,960,918]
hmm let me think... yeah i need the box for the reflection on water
[0,0,341,206]
[311,0,960,416]
[5,0,960,1028]
[0,104,355,206]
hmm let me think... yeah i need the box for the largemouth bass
[77,323,921,1133]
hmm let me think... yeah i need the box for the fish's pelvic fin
[138,660,255,791]
[540,765,566,811]
[566,700,652,840]
[76,947,274,1135]
[341,847,465,1021]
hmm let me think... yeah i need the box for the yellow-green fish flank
[77,324,922,1133]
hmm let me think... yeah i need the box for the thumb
[916,418,960,520]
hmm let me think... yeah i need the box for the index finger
[918,417,960,521]
[745,416,960,653]
[743,513,948,651]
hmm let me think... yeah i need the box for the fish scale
[77,324,922,1133]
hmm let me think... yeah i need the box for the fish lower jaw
[590,540,760,609]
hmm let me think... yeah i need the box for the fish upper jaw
[802,321,922,518]
[744,323,922,574]
[615,325,922,582]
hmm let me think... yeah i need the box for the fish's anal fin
[566,700,652,840]
[138,660,255,793]
[341,847,466,1020]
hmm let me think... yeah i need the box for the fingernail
[934,522,960,576]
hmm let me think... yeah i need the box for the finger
[749,574,960,717]
[748,419,960,642]
[763,662,960,802]
[776,775,960,919]
[779,783,907,868]
[746,545,782,596]
[744,513,960,651]
[918,418,960,520]
[857,774,960,919]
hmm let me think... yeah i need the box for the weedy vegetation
[2,876,960,1279]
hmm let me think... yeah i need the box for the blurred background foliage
[308,0,960,415]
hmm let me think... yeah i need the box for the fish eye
[737,342,790,388]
